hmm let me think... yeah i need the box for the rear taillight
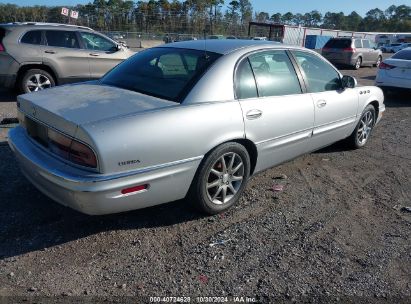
[343,47,356,52]
[0,43,4,52]
[379,62,395,70]
[48,129,97,168]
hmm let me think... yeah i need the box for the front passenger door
[291,50,358,149]
[237,50,315,173]
[79,32,125,79]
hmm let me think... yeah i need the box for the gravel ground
[0,61,410,303]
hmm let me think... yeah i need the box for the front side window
[292,51,341,93]
[21,30,42,45]
[248,50,302,97]
[235,59,258,99]
[45,30,79,48]
[80,32,116,52]
[101,48,221,102]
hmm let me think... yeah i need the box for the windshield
[101,47,222,102]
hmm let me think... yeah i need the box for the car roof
[0,22,93,31]
[158,39,285,55]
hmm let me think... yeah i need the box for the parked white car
[9,40,385,215]
[375,48,411,90]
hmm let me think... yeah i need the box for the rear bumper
[8,126,201,215]
[0,74,16,89]
[375,72,411,90]
[0,54,19,88]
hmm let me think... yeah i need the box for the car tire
[354,57,362,70]
[346,105,376,149]
[20,69,55,93]
[374,56,382,67]
[189,142,250,215]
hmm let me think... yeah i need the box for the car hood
[18,83,177,136]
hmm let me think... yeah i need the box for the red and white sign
[61,7,69,16]
[70,10,79,19]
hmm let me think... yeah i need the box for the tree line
[0,1,409,35]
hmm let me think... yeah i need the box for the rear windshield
[392,49,411,60]
[324,39,351,48]
[101,47,222,102]
[0,27,5,42]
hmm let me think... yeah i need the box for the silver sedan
[8,40,385,215]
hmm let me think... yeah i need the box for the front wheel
[374,55,382,67]
[189,142,250,215]
[346,105,376,149]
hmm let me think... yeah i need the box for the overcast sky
[1,0,408,17]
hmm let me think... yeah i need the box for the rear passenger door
[291,50,358,148]
[236,50,315,173]
[361,39,374,64]
[19,30,44,63]
[42,30,91,83]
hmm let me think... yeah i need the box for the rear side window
[101,47,221,102]
[235,59,258,99]
[292,51,341,93]
[392,50,411,60]
[354,39,362,48]
[248,50,302,97]
[45,30,79,49]
[21,30,42,45]
[362,40,370,48]
[324,39,351,49]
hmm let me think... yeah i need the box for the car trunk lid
[18,83,178,137]
[384,58,411,80]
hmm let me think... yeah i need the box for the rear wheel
[189,142,250,215]
[20,69,55,93]
[354,57,362,70]
[346,105,376,149]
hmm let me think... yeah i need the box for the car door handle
[316,100,327,108]
[246,109,262,120]
[89,53,100,57]
[44,50,56,54]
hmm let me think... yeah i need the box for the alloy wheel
[376,56,382,67]
[357,110,374,145]
[205,152,244,205]
[355,58,361,69]
[26,74,52,92]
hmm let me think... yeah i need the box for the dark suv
[322,37,382,69]
[0,22,133,93]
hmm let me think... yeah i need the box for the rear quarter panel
[77,101,245,174]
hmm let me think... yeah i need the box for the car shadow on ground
[0,89,17,103]
[383,91,410,108]
[0,145,205,259]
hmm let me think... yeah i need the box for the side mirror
[342,75,357,89]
